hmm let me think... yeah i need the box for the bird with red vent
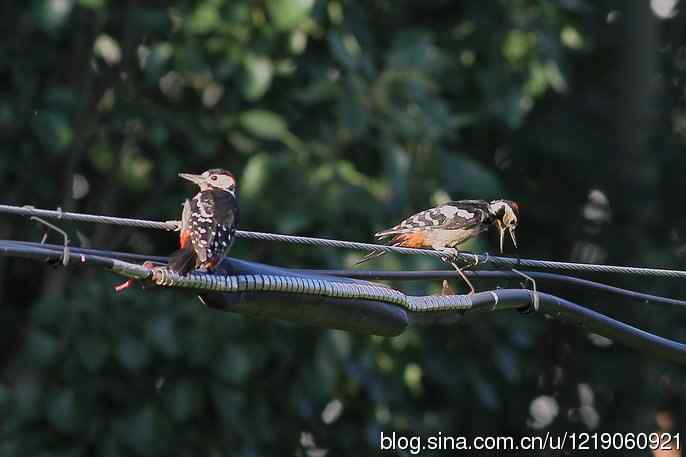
[167,169,239,274]
[115,169,239,292]
[356,199,519,294]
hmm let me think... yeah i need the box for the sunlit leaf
[32,0,74,32]
[241,55,274,100]
[187,3,220,34]
[266,0,314,31]
[239,109,289,140]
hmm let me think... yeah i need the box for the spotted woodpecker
[356,199,519,293]
[167,169,239,275]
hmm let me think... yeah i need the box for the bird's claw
[114,261,158,293]
[437,247,460,261]
[114,278,136,293]
[436,248,484,294]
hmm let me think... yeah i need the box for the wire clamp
[511,268,539,312]
[30,216,70,266]
[152,267,173,286]
[489,290,499,310]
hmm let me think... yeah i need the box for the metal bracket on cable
[511,268,539,312]
[29,215,70,266]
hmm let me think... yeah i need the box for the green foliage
[2,0,686,455]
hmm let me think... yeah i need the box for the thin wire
[3,203,686,278]
[2,240,169,264]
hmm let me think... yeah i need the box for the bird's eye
[211,175,218,181]
[229,185,235,191]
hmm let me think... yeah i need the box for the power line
[7,239,686,309]
[299,269,686,309]
[2,203,686,278]
[3,239,686,364]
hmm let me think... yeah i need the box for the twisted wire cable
[148,268,474,313]
[3,203,686,278]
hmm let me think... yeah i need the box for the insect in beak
[497,220,506,254]
[496,220,518,253]
[509,226,517,249]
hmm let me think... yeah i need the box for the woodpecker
[167,169,239,275]
[356,199,519,293]
[114,169,239,292]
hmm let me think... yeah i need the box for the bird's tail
[354,249,386,265]
[167,245,196,275]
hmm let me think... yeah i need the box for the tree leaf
[266,0,314,31]
[239,110,289,140]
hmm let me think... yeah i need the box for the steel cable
[2,203,686,278]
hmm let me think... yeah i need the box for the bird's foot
[437,248,479,294]
[437,247,460,262]
[437,249,480,270]
[114,278,136,293]
[114,261,157,293]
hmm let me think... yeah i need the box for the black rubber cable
[296,270,686,309]
[3,239,686,364]
[6,240,686,309]
[467,290,686,365]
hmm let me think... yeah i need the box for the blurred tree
[1,0,686,455]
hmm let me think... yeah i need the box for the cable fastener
[30,216,70,266]
[512,268,539,312]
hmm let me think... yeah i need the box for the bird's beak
[497,220,517,253]
[178,173,205,185]
[509,226,517,249]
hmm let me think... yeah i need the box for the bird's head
[487,200,519,253]
[178,169,237,196]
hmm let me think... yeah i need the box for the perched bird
[167,169,240,275]
[356,199,519,293]
[114,168,239,292]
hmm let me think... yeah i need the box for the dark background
[2,0,686,455]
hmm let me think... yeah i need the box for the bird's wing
[189,191,238,263]
[375,203,487,239]
[212,190,239,227]
[208,191,239,261]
